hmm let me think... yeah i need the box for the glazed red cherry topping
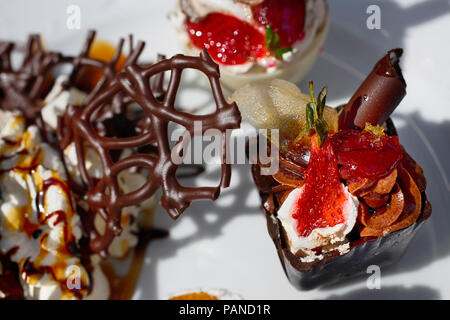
[185,13,267,65]
[330,129,403,181]
[252,0,306,47]
[291,136,346,237]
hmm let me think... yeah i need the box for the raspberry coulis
[253,0,306,47]
[185,13,267,65]
[291,137,346,237]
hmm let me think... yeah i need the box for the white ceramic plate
[1,0,449,299]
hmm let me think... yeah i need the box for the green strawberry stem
[295,81,329,147]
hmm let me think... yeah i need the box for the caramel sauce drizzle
[101,243,147,300]
[101,226,169,300]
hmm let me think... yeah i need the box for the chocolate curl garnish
[58,46,241,257]
[339,49,406,129]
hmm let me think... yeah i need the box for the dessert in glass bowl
[231,49,431,289]
[0,31,241,299]
[171,0,329,91]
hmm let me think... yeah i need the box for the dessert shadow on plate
[303,0,450,103]
[136,162,264,298]
[325,284,441,300]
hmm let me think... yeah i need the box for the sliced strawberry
[252,0,306,47]
[291,136,347,237]
[185,12,267,65]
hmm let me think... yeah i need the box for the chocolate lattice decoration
[0,31,131,144]
[58,43,241,257]
[68,30,133,108]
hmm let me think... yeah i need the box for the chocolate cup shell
[263,194,431,290]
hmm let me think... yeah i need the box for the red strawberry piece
[185,12,267,65]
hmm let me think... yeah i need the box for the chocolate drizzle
[57,42,241,257]
[339,49,406,129]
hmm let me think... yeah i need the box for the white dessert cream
[0,76,155,299]
[42,75,86,131]
[277,184,358,261]
[0,110,105,299]
[171,0,329,90]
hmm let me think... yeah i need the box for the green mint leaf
[314,118,329,148]
[306,103,315,128]
[317,86,328,118]
[308,81,317,107]
[294,82,330,148]
[275,47,292,60]
[265,25,273,47]
[265,25,280,50]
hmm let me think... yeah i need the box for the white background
[1,0,449,299]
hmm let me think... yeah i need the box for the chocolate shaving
[58,43,241,257]
[339,48,406,129]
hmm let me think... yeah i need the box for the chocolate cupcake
[231,49,431,289]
